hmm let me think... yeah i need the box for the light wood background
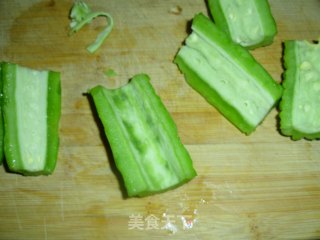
[0,0,320,239]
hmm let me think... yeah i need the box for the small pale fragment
[169,6,182,15]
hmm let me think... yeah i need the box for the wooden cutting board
[0,0,319,239]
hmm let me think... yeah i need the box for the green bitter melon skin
[1,62,61,175]
[89,74,196,197]
[174,13,282,135]
[280,40,320,140]
[208,0,277,49]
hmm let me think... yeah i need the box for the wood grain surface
[0,0,320,239]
